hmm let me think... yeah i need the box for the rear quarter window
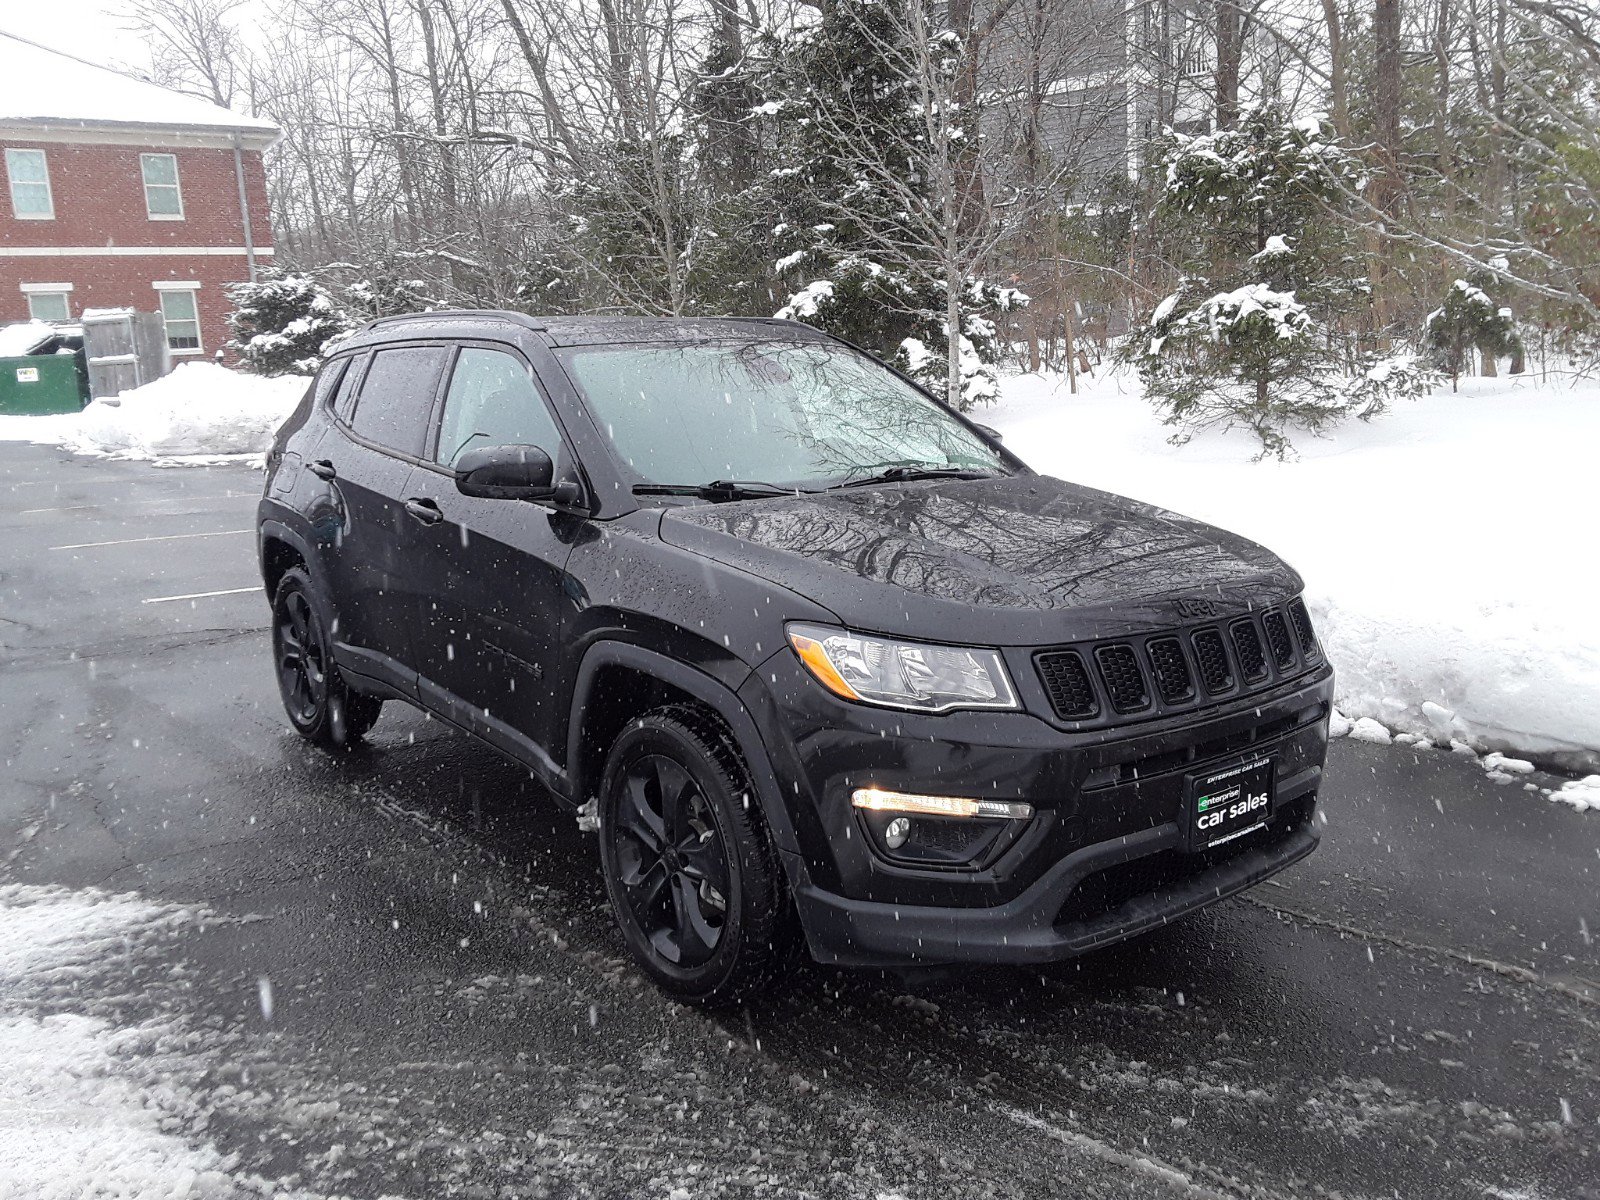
[348,345,449,458]
[313,358,350,410]
[329,355,364,421]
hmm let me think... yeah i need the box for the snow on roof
[0,31,278,139]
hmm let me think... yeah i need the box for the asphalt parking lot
[2,438,1597,1200]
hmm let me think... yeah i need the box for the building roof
[0,30,278,145]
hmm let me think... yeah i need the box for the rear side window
[348,345,448,457]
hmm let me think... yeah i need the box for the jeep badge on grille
[1174,596,1220,619]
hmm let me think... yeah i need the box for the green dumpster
[0,353,89,415]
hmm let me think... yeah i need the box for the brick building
[0,30,279,361]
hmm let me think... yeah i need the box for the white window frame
[21,282,73,321]
[5,148,55,220]
[154,282,203,354]
[140,153,185,220]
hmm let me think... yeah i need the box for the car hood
[658,474,1303,645]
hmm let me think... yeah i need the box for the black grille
[1263,610,1296,669]
[1036,650,1098,718]
[1095,644,1149,713]
[1288,598,1320,661]
[1035,599,1321,727]
[1231,619,1268,680]
[1191,628,1233,693]
[1146,637,1194,704]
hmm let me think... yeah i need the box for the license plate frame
[1186,755,1275,852]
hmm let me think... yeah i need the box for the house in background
[0,30,278,362]
[986,0,1219,195]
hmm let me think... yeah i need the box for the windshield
[557,340,1006,490]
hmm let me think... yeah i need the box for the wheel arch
[258,519,318,602]
[567,642,801,857]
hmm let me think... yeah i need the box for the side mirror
[455,444,561,502]
[973,423,1003,443]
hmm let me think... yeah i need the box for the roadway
[2,439,1595,1199]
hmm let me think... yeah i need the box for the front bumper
[740,649,1333,967]
[788,801,1318,966]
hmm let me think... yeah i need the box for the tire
[271,567,382,748]
[598,705,796,1005]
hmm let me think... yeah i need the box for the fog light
[850,787,1034,820]
[884,817,912,849]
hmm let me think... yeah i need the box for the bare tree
[125,0,251,107]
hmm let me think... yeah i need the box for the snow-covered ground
[0,362,308,464]
[988,368,1600,779]
[0,885,245,1200]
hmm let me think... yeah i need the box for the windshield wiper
[632,479,808,502]
[828,464,999,490]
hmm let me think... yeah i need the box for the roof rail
[362,309,543,331]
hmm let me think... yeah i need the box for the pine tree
[1423,272,1522,388]
[686,20,783,319]
[343,272,439,320]
[226,270,354,376]
[754,0,1024,409]
[1130,106,1433,457]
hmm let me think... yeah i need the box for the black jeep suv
[258,312,1332,1003]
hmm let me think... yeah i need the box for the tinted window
[349,346,448,457]
[312,358,349,410]
[435,348,563,468]
[330,355,364,420]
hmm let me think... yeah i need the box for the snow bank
[0,885,241,1200]
[988,369,1600,772]
[0,362,309,462]
[67,363,309,460]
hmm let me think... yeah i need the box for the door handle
[403,497,443,526]
[307,459,337,480]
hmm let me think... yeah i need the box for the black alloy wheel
[275,585,328,727]
[613,752,730,967]
[271,567,382,747]
[598,706,795,1004]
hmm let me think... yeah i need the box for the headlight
[786,623,1019,713]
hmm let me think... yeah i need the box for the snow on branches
[226,271,354,377]
[1161,112,1365,221]
[1423,273,1522,388]
[1130,106,1433,457]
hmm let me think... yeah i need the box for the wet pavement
[2,440,1596,1199]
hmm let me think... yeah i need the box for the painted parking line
[20,493,250,514]
[49,528,253,551]
[3,476,151,490]
[142,586,260,605]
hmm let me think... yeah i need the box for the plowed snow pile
[990,370,1600,773]
[0,362,308,462]
[67,363,309,460]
